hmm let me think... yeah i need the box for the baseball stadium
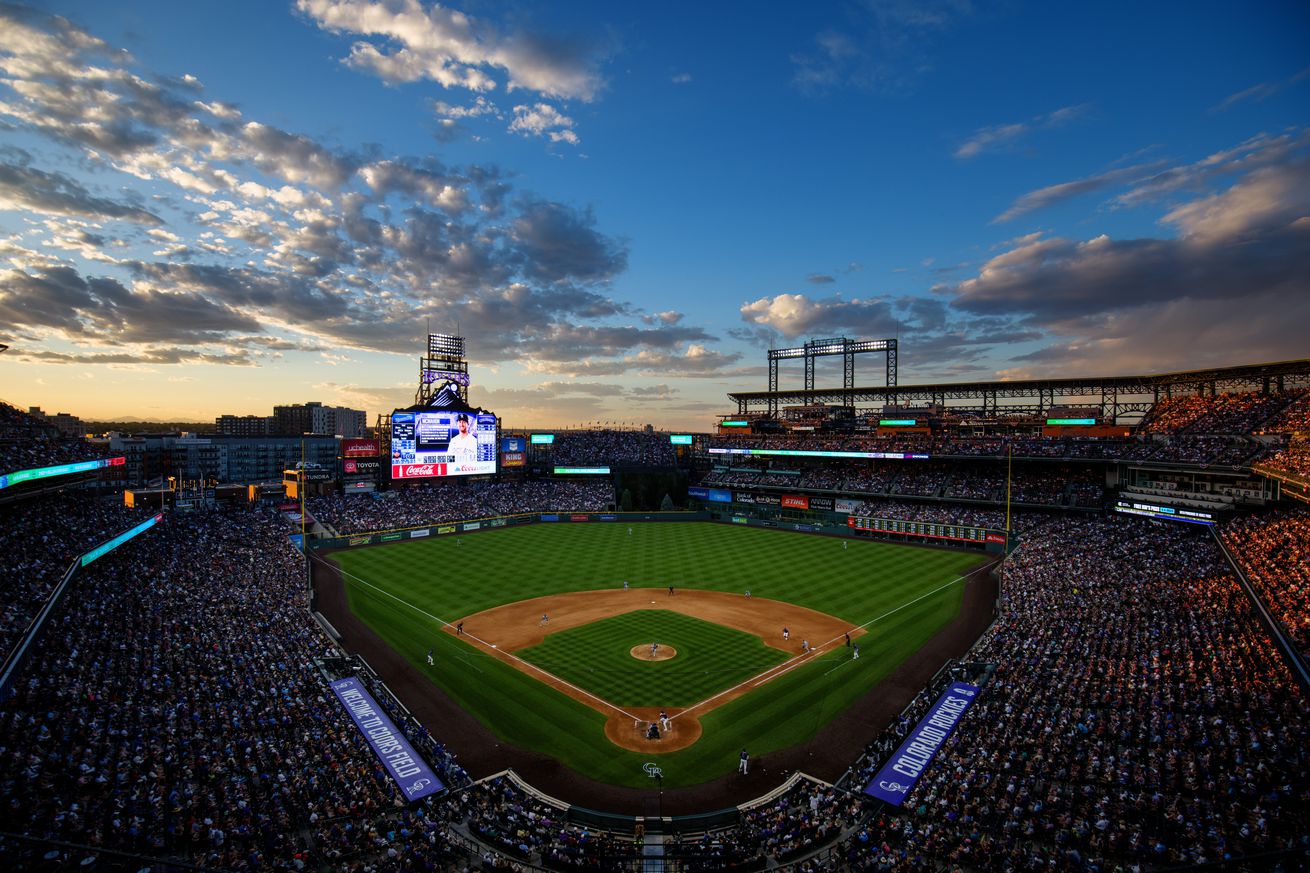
[3,342,1310,872]
[2,4,1310,871]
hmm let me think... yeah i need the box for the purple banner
[330,677,444,802]
[864,681,980,806]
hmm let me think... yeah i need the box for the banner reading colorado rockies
[329,677,444,802]
[863,682,980,806]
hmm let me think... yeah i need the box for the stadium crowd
[0,506,475,871]
[0,401,109,475]
[831,516,1310,870]
[1261,390,1310,434]
[550,429,676,467]
[4,435,1310,872]
[1222,509,1310,661]
[709,431,1261,467]
[465,776,638,870]
[1140,389,1301,435]
[702,461,1104,508]
[0,494,152,665]
[308,480,612,534]
[1256,443,1310,480]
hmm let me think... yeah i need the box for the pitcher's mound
[631,643,677,661]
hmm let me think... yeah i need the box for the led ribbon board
[0,456,125,490]
[670,434,693,445]
[709,447,929,460]
[80,513,163,566]
[553,466,611,475]
[1113,500,1215,525]
[530,434,556,445]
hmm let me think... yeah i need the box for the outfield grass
[517,609,790,707]
[329,521,983,788]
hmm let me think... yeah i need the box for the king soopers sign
[863,682,980,806]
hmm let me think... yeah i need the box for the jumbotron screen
[390,410,498,479]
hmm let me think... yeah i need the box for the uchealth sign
[781,494,809,510]
[863,682,980,806]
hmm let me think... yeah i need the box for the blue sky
[0,0,1307,428]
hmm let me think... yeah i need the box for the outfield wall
[308,510,709,551]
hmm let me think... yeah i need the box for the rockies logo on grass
[643,762,663,778]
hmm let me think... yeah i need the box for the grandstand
[2,361,1309,872]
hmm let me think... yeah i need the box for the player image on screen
[448,414,478,464]
[390,409,498,479]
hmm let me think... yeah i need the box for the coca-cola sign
[392,463,447,479]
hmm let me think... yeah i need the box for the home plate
[491,644,498,648]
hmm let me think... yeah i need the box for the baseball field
[327,521,984,789]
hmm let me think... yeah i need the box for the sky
[0,0,1307,430]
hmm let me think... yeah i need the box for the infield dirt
[450,588,863,752]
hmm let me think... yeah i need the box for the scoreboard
[847,515,1006,546]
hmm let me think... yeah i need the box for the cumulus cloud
[296,0,605,101]
[509,102,578,144]
[740,293,899,338]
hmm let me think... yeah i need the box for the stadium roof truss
[728,359,1310,424]
[767,337,896,417]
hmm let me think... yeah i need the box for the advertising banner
[863,682,980,806]
[344,459,381,474]
[781,494,810,510]
[329,677,444,802]
[834,498,862,514]
[501,452,526,467]
[809,496,835,511]
[501,438,526,453]
[410,528,430,538]
[689,487,733,503]
[342,439,379,458]
[437,525,456,535]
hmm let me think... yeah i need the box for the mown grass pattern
[330,522,982,788]
[517,610,789,707]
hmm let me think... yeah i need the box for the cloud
[790,1,972,93]
[806,273,836,284]
[296,0,605,101]
[11,347,257,366]
[0,264,263,344]
[509,103,578,144]
[511,199,627,283]
[0,159,162,224]
[671,72,692,84]
[1115,129,1310,208]
[1210,65,1310,113]
[993,161,1164,223]
[945,157,1310,374]
[740,293,899,338]
[955,104,1089,160]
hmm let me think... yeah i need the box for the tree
[620,488,634,511]
[659,493,674,511]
